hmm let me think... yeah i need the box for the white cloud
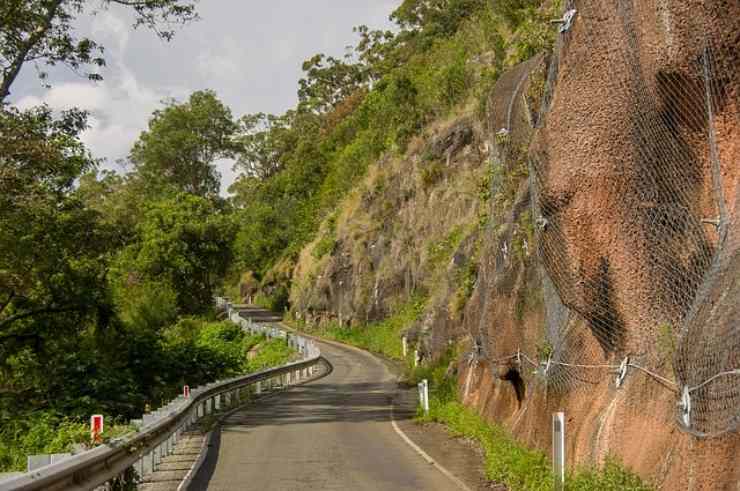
[91,11,131,54]
[197,38,243,82]
[11,75,187,174]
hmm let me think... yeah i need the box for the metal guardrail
[0,298,323,491]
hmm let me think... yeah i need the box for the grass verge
[294,296,426,361]
[416,356,652,491]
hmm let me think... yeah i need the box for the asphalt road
[190,330,456,491]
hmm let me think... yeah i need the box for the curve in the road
[190,326,460,491]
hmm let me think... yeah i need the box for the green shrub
[304,295,426,360]
[245,337,296,372]
[426,225,466,270]
[450,259,478,316]
[115,280,179,332]
[420,160,446,189]
[0,413,132,472]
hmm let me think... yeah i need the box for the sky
[10,1,400,195]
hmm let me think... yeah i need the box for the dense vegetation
[2,1,261,472]
[227,0,560,306]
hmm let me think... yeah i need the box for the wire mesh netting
[525,0,739,437]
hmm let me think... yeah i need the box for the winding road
[190,311,456,491]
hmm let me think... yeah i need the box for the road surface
[190,322,456,491]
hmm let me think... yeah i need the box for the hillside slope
[284,1,739,488]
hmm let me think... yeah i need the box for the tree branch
[0,0,63,103]
[0,304,83,330]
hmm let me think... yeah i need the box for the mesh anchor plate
[615,357,630,388]
[550,9,578,33]
[679,386,692,429]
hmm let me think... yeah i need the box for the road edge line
[389,403,474,491]
[177,428,214,491]
[283,323,473,491]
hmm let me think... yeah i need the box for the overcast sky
[10,1,399,194]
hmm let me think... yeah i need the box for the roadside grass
[244,336,297,372]
[297,295,426,361]
[415,355,652,491]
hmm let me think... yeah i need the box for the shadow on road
[221,382,413,428]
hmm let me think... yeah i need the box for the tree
[129,90,237,197]
[0,105,117,418]
[0,0,198,103]
[390,0,487,38]
[76,169,142,245]
[0,106,111,336]
[111,193,236,315]
[234,113,292,180]
[298,54,367,114]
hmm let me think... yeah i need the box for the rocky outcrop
[290,1,739,488]
[462,1,740,488]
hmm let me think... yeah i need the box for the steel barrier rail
[0,299,322,491]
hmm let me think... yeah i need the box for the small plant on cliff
[512,210,534,263]
[420,160,446,189]
[450,259,479,318]
[426,225,466,270]
[536,339,553,361]
[312,213,338,259]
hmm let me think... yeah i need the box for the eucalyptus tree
[129,90,238,198]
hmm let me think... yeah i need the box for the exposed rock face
[464,1,739,488]
[291,1,739,487]
[291,115,489,340]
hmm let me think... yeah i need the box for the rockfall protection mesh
[478,0,738,438]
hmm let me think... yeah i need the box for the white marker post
[418,379,429,414]
[402,336,408,357]
[553,412,565,490]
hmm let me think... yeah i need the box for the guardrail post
[256,381,262,395]
[215,394,221,411]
